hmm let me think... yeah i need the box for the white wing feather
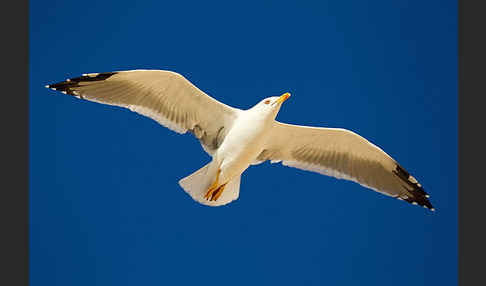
[47,70,239,154]
[259,121,434,210]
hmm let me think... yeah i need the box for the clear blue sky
[30,1,457,285]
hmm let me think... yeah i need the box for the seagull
[46,69,434,210]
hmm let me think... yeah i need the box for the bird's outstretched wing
[257,121,434,210]
[46,70,240,154]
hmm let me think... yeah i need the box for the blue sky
[30,1,457,285]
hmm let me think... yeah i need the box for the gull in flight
[46,69,434,210]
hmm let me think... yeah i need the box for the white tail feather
[178,162,241,207]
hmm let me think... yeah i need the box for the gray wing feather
[259,121,434,210]
[46,70,239,154]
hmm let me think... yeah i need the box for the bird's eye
[264,100,270,105]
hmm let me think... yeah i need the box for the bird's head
[250,92,291,119]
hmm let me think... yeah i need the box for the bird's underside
[46,69,434,211]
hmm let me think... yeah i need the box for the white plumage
[46,69,434,210]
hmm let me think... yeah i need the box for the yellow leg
[211,183,227,201]
[204,168,221,200]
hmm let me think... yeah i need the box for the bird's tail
[178,162,241,207]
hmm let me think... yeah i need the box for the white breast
[215,109,272,182]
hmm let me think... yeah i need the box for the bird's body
[46,69,434,210]
[216,104,275,183]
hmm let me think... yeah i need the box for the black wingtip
[45,72,118,96]
[393,164,435,212]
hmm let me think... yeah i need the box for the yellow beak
[272,92,291,106]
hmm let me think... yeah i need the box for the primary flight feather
[46,69,434,210]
